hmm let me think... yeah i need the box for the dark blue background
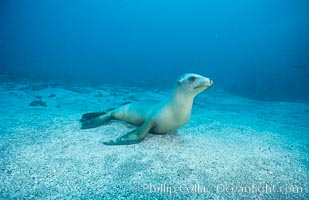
[1,0,308,101]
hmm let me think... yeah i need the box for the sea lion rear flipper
[80,112,106,122]
[80,113,112,129]
[103,121,154,145]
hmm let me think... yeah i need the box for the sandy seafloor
[0,80,308,200]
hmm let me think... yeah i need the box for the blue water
[1,0,308,101]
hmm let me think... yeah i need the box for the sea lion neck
[169,86,194,110]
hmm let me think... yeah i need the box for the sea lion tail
[80,112,112,129]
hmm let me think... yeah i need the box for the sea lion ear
[176,79,184,85]
[176,76,186,84]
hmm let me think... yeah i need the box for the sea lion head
[175,73,213,96]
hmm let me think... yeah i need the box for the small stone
[94,94,103,97]
[29,100,47,107]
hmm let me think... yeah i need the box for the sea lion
[80,73,213,145]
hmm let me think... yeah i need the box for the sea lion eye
[189,76,197,82]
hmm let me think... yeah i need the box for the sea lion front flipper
[103,121,154,145]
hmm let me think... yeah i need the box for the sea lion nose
[209,79,213,85]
